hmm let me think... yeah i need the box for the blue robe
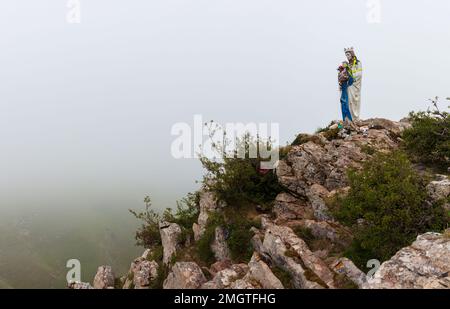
[340,76,354,122]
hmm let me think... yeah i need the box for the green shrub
[359,144,376,155]
[130,193,200,249]
[147,245,163,262]
[322,128,340,141]
[129,196,162,248]
[149,262,169,289]
[271,266,294,289]
[163,192,200,245]
[291,134,312,146]
[293,226,315,247]
[162,192,200,230]
[196,209,256,264]
[196,213,224,264]
[226,216,254,262]
[279,145,292,160]
[331,150,448,270]
[403,98,450,170]
[200,133,283,209]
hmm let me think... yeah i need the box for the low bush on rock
[130,193,200,249]
[200,132,283,210]
[129,196,162,248]
[196,213,225,265]
[330,150,449,270]
[403,98,450,171]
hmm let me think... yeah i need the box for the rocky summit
[70,118,450,289]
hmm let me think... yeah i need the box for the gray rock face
[201,264,249,289]
[163,262,207,289]
[201,252,284,289]
[357,118,411,136]
[258,218,335,289]
[133,260,159,289]
[122,252,159,289]
[273,193,314,222]
[193,190,224,241]
[287,219,351,247]
[68,281,94,289]
[331,257,367,288]
[365,232,450,289]
[123,250,159,289]
[211,226,231,261]
[93,265,115,289]
[246,253,284,289]
[277,119,402,221]
[305,184,332,221]
[427,175,450,211]
[159,221,182,265]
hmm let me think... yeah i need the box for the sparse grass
[333,273,359,289]
[322,128,341,141]
[443,229,450,239]
[196,213,224,265]
[279,145,292,160]
[292,134,313,146]
[271,266,294,289]
[114,277,123,289]
[147,245,163,262]
[149,262,168,289]
[293,226,315,247]
[360,144,376,155]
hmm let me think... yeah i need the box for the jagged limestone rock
[276,119,402,221]
[192,190,224,241]
[305,184,332,221]
[93,265,115,289]
[202,253,284,289]
[68,281,94,289]
[286,219,351,247]
[201,264,249,289]
[123,251,159,289]
[273,193,314,221]
[159,221,182,265]
[163,262,207,289]
[245,252,284,289]
[211,226,231,261]
[331,257,367,288]
[365,232,450,289]
[427,175,450,211]
[259,218,336,288]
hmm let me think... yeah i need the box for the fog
[0,0,449,287]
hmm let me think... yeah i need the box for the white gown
[348,61,363,120]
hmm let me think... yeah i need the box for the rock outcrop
[87,118,450,290]
[192,190,225,241]
[331,257,367,288]
[273,193,314,221]
[276,119,405,221]
[211,226,231,261]
[68,281,94,289]
[123,250,159,289]
[245,253,284,289]
[93,265,115,289]
[427,175,450,211]
[159,221,182,265]
[257,218,335,288]
[201,253,284,289]
[163,262,207,289]
[365,232,450,289]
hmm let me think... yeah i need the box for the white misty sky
[0,0,449,212]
